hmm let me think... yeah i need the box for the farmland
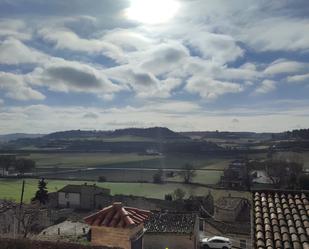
[20,152,230,170]
[0,178,250,203]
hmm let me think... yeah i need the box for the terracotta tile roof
[84,202,151,228]
[253,191,309,249]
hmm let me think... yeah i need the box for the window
[240,240,246,248]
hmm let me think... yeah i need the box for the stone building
[144,211,200,249]
[220,160,248,189]
[56,184,110,210]
[214,196,248,222]
[84,202,151,249]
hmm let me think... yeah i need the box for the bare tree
[15,205,40,238]
[179,163,196,184]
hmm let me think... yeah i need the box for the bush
[98,176,106,182]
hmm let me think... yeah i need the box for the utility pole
[17,179,25,235]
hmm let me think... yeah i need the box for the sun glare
[126,0,180,25]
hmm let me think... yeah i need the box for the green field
[0,178,250,203]
[18,152,231,170]
[21,153,162,168]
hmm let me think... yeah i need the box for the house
[199,195,252,248]
[144,211,200,249]
[84,202,151,249]
[220,160,248,189]
[214,196,249,222]
[253,191,309,249]
[56,184,110,210]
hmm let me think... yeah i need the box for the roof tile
[254,191,309,249]
[84,202,151,228]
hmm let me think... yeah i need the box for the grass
[0,178,250,203]
[22,153,162,168]
[17,152,231,170]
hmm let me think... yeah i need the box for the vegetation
[153,169,164,183]
[179,163,196,184]
[172,188,186,200]
[32,178,49,204]
[0,155,35,175]
[0,178,250,203]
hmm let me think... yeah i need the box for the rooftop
[253,191,309,249]
[215,196,246,210]
[145,212,196,234]
[84,202,151,228]
[58,184,110,194]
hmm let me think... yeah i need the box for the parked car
[200,236,232,249]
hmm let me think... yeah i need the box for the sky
[0,0,309,134]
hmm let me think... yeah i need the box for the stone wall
[0,238,121,249]
[91,224,143,249]
[144,234,194,249]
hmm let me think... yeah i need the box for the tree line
[0,155,36,175]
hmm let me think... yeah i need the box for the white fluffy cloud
[255,80,276,94]
[264,59,308,75]
[38,27,124,62]
[0,38,47,65]
[185,77,244,100]
[287,73,309,84]
[27,58,122,97]
[0,72,45,101]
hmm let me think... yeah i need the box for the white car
[200,236,232,249]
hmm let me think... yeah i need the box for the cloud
[287,73,309,83]
[0,38,47,65]
[0,19,30,40]
[83,112,99,119]
[185,77,244,100]
[38,27,124,62]
[264,59,308,75]
[0,72,45,101]
[28,58,122,96]
[243,17,309,52]
[255,80,276,94]
[232,118,239,123]
[186,32,244,63]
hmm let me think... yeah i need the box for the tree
[14,158,36,175]
[0,155,15,175]
[173,188,186,200]
[32,178,48,205]
[153,169,163,183]
[15,204,40,238]
[179,163,196,184]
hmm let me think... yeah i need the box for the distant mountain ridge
[0,133,44,142]
[44,127,186,140]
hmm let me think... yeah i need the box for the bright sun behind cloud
[126,0,180,25]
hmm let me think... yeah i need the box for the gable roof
[58,184,110,194]
[84,202,151,228]
[253,191,309,249]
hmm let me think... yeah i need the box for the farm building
[220,160,248,189]
[214,196,249,222]
[53,184,110,210]
[144,211,200,249]
[84,202,151,249]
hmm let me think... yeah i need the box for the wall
[0,238,122,249]
[144,234,194,249]
[58,192,81,208]
[91,224,143,249]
